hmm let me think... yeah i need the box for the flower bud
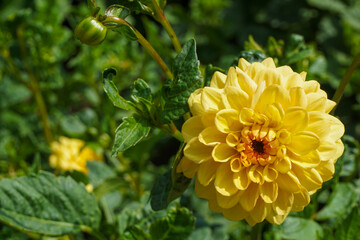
[75,16,107,46]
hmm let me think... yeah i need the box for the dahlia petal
[317,141,341,161]
[315,159,335,182]
[287,131,320,156]
[212,143,238,162]
[208,199,222,213]
[289,150,321,168]
[182,116,204,142]
[276,171,301,192]
[261,58,276,68]
[284,73,304,89]
[215,109,242,133]
[230,157,242,172]
[254,85,290,113]
[201,87,225,112]
[226,132,241,147]
[264,103,284,128]
[224,86,250,110]
[215,163,239,196]
[260,182,278,203]
[272,189,294,215]
[303,80,320,93]
[274,157,292,174]
[283,107,308,133]
[249,198,269,224]
[197,160,219,186]
[289,87,307,108]
[292,188,310,212]
[328,116,345,140]
[223,204,248,221]
[276,66,293,77]
[201,112,216,127]
[306,92,327,112]
[238,58,250,71]
[251,81,266,110]
[233,167,250,190]
[248,165,264,184]
[195,179,216,199]
[225,67,240,88]
[293,166,323,192]
[255,68,284,87]
[325,99,336,113]
[188,88,204,115]
[246,62,266,79]
[216,191,241,208]
[210,71,227,89]
[184,137,213,164]
[176,157,199,178]
[263,165,278,182]
[236,68,257,96]
[239,183,260,211]
[300,71,307,80]
[239,108,255,125]
[199,126,227,146]
[306,112,333,140]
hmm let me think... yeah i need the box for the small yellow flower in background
[177,58,344,226]
[49,136,102,173]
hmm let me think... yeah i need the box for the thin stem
[17,26,53,144]
[151,0,182,53]
[250,222,265,240]
[104,17,173,80]
[331,53,360,114]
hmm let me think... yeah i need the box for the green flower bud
[75,16,107,46]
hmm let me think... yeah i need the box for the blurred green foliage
[1,0,360,239]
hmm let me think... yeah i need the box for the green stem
[151,0,182,53]
[104,17,173,80]
[250,222,265,240]
[331,53,360,114]
[17,26,53,145]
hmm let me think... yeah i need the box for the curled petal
[215,109,242,133]
[260,182,278,203]
[182,116,204,142]
[197,160,220,186]
[188,89,204,115]
[199,126,227,146]
[238,58,250,71]
[292,165,323,192]
[184,137,213,164]
[289,150,321,168]
[236,68,257,96]
[239,183,260,212]
[287,131,320,156]
[254,84,290,113]
[215,163,239,196]
[292,188,310,212]
[224,86,250,110]
[263,165,278,182]
[212,143,238,162]
[276,171,301,192]
[233,167,250,190]
[272,189,294,215]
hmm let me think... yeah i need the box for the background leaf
[0,171,101,236]
[112,115,151,156]
[159,39,203,123]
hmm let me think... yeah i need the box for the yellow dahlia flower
[177,58,344,226]
[49,136,102,173]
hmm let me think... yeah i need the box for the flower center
[251,140,264,154]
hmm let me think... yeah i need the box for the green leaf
[335,207,360,240]
[150,144,192,211]
[111,0,154,16]
[87,0,100,17]
[280,217,323,240]
[238,50,267,63]
[123,225,150,240]
[160,39,203,123]
[150,207,195,240]
[132,79,152,102]
[113,25,138,41]
[87,161,116,187]
[0,171,101,236]
[339,135,360,177]
[316,183,358,221]
[112,115,151,156]
[60,115,87,137]
[93,177,127,200]
[105,4,131,19]
[103,68,134,110]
